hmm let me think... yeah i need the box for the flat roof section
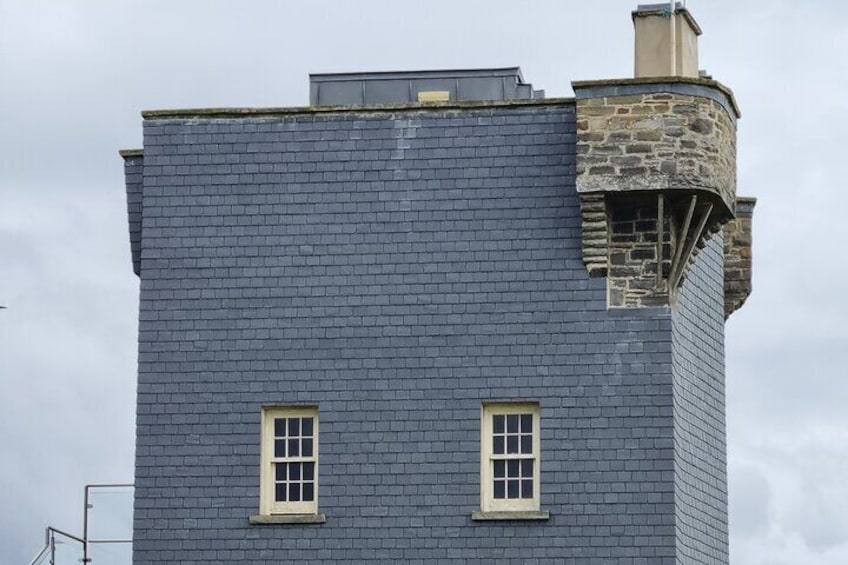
[309,67,545,106]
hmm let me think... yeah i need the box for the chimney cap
[632,3,703,36]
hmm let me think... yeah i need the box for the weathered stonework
[608,195,675,308]
[573,78,743,310]
[723,197,756,318]
[120,149,144,276]
[575,89,737,216]
[580,193,609,277]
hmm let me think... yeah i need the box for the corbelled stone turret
[574,3,754,316]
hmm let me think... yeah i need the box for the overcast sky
[1,0,846,563]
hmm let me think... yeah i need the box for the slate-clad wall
[671,234,728,564]
[134,104,679,564]
[123,155,143,276]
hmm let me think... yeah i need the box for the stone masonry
[572,78,749,312]
[607,194,676,308]
[574,82,738,215]
[723,197,756,318]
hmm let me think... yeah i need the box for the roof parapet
[309,67,544,107]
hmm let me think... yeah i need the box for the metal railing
[28,527,84,565]
[28,483,134,565]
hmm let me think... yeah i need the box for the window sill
[472,510,550,521]
[249,513,326,525]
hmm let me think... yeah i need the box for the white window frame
[480,402,541,513]
[259,406,319,516]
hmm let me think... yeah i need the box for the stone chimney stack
[633,2,702,78]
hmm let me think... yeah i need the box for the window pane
[494,460,505,479]
[507,435,519,454]
[521,479,533,498]
[521,459,533,478]
[521,434,532,454]
[520,414,532,433]
[275,464,287,481]
[494,480,505,499]
[507,479,519,499]
[289,483,301,502]
[507,459,520,478]
[275,483,287,502]
[275,439,286,458]
[302,417,314,436]
[493,415,505,434]
[274,418,286,438]
[507,414,519,433]
[493,436,504,455]
[265,410,317,511]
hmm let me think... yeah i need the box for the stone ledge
[140,97,575,121]
[119,149,143,159]
[736,196,757,214]
[471,510,551,522]
[572,76,740,121]
[248,513,327,525]
[724,195,756,318]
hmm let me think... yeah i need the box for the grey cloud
[730,434,848,564]
[729,464,771,538]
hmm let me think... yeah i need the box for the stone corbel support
[120,149,144,277]
[573,77,743,310]
[580,193,609,278]
[723,197,756,318]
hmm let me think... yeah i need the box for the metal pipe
[656,194,665,287]
[669,0,677,75]
[670,203,713,289]
[83,485,90,563]
[48,526,86,545]
[670,195,698,284]
[27,539,49,565]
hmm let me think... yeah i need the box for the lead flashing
[736,196,757,215]
[310,67,526,83]
[632,3,703,36]
[572,77,740,121]
[140,97,575,121]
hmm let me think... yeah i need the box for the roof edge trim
[310,67,526,82]
[140,97,575,120]
[632,4,703,36]
[572,77,740,119]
